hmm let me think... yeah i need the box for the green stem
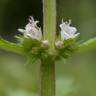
[40,58,55,96]
[40,0,56,96]
[43,0,56,50]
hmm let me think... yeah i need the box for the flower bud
[41,40,49,49]
[55,41,64,49]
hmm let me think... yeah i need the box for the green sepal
[17,36,50,62]
[56,38,78,59]
[15,35,42,52]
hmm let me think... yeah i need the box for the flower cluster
[18,16,42,40]
[60,19,80,40]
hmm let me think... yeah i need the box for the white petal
[67,27,77,35]
[73,33,80,38]
[18,29,26,33]
[61,30,70,40]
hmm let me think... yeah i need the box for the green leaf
[78,37,96,53]
[0,38,24,55]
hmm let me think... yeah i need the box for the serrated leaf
[78,37,96,52]
[0,38,24,55]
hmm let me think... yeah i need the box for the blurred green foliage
[0,0,96,96]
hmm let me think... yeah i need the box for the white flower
[60,19,80,40]
[18,16,42,40]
